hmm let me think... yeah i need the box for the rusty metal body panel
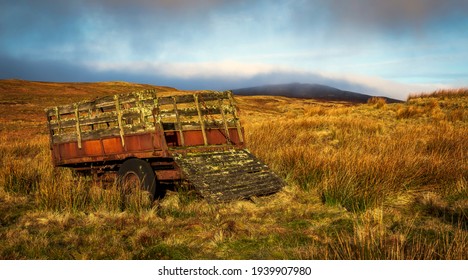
[51,133,165,166]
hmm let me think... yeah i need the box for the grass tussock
[367,97,386,108]
[0,81,467,259]
[408,88,468,100]
[396,89,468,122]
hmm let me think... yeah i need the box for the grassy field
[0,79,466,259]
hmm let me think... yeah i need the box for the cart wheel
[117,158,158,201]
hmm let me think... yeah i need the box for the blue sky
[1,0,467,100]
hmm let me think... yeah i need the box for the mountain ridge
[231,83,403,103]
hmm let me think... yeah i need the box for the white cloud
[89,60,303,79]
[318,72,450,100]
[86,59,455,99]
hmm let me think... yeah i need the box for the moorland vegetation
[0,80,466,259]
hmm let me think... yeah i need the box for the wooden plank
[114,95,125,147]
[161,119,237,132]
[194,94,208,146]
[55,107,62,135]
[49,111,122,130]
[172,96,185,146]
[158,95,195,105]
[157,91,229,106]
[228,92,244,143]
[199,91,229,101]
[54,127,118,143]
[158,106,233,118]
[218,98,231,144]
[88,107,94,131]
[46,109,55,148]
[153,97,163,127]
[136,92,145,126]
[53,123,155,143]
[74,104,82,149]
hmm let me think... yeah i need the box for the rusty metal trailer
[45,89,284,201]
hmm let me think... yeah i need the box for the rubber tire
[117,158,158,201]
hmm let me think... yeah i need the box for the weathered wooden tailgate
[173,149,285,201]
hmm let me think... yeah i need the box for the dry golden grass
[408,88,468,100]
[0,81,466,259]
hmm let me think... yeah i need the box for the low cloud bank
[0,54,451,100]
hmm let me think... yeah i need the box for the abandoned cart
[45,89,284,201]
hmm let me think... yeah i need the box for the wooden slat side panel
[47,90,158,145]
[46,90,242,150]
[53,123,156,143]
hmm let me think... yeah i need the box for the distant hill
[0,79,176,96]
[232,83,402,103]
